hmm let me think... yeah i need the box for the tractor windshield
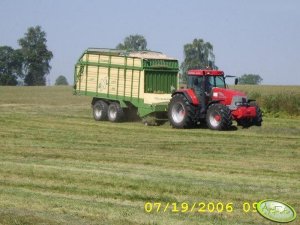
[188,75,226,89]
[209,76,226,88]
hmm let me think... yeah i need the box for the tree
[116,34,147,51]
[18,26,53,86]
[239,74,263,85]
[0,46,23,85]
[55,75,69,85]
[181,38,216,83]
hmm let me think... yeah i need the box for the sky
[0,0,299,85]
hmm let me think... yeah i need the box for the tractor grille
[228,96,248,110]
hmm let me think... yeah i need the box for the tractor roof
[188,69,224,76]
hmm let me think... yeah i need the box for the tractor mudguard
[172,89,199,105]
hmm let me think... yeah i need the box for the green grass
[0,86,299,225]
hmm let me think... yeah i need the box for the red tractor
[168,69,262,130]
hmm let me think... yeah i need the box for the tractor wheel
[168,94,196,128]
[237,119,252,128]
[93,100,108,121]
[206,104,232,130]
[251,103,263,126]
[237,110,263,128]
[108,102,124,122]
[237,103,263,127]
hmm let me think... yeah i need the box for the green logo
[257,199,297,223]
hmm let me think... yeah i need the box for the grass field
[0,86,299,225]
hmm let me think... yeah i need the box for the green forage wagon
[74,48,179,123]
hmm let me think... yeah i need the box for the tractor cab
[187,69,228,112]
[186,69,242,107]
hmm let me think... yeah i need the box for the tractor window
[188,76,204,96]
[209,76,226,88]
[188,76,203,88]
[188,75,225,90]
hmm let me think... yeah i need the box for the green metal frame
[74,90,167,117]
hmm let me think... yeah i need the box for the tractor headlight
[213,92,225,98]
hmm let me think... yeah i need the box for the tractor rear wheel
[168,94,196,128]
[206,104,232,130]
[93,100,108,121]
[108,102,124,122]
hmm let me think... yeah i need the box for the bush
[55,75,68,86]
[262,92,300,116]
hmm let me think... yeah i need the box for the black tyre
[93,100,108,121]
[108,102,124,122]
[237,118,252,128]
[168,94,196,128]
[206,104,232,130]
[252,104,263,126]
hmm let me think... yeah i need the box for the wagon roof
[86,48,176,60]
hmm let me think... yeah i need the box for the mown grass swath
[0,86,299,225]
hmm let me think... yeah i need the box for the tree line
[115,35,262,84]
[0,27,262,86]
[0,26,53,86]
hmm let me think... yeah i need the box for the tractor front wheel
[252,104,263,126]
[237,104,263,127]
[206,104,232,130]
[168,94,195,128]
